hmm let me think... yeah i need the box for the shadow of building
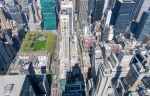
[62,64,86,96]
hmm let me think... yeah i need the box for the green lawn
[21,32,56,54]
[32,40,46,51]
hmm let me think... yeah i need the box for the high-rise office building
[79,0,89,27]
[16,0,29,12]
[40,0,57,31]
[130,0,150,39]
[4,0,24,29]
[0,30,17,74]
[92,0,105,22]
[132,0,144,20]
[74,0,80,13]
[0,8,7,29]
[113,50,150,96]
[26,0,42,31]
[135,0,150,22]
[59,0,80,96]
[59,0,74,79]
[138,11,150,41]
[93,43,120,96]
[0,40,12,74]
[0,6,12,29]
[111,0,136,34]
[101,10,113,41]
[62,64,85,96]
[16,0,31,25]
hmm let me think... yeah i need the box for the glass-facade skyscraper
[138,11,150,41]
[132,0,144,20]
[111,0,136,34]
[92,0,105,22]
[40,0,57,31]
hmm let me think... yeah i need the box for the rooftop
[0,75,26,96]
[119,55,133,76]
[8,55,49,74]
[20,32,56,54]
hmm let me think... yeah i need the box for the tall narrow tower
[79,0,89,27]
[92,0,105,22]
[111,0,137,34]
[59,0,74,79]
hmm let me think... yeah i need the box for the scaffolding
[40,0,56,30]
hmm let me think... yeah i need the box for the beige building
[59,0,74,79]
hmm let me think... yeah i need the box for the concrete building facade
[59,0,74,79]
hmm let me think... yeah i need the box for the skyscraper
[93,43,120,96]
[4,0,24,29]
[40,0,57,31]
[59,1,75,95]
[136,0,150,22]
[113,50,150,96]
[16,0,29,12]
[138,11,150,41]
[132,0,144,20]
[0,8,7,29]
[0,40,12,74]
[92,0,105,22]
[79,0,89,27]
[59,0,74,79]
[111,0,136,34]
